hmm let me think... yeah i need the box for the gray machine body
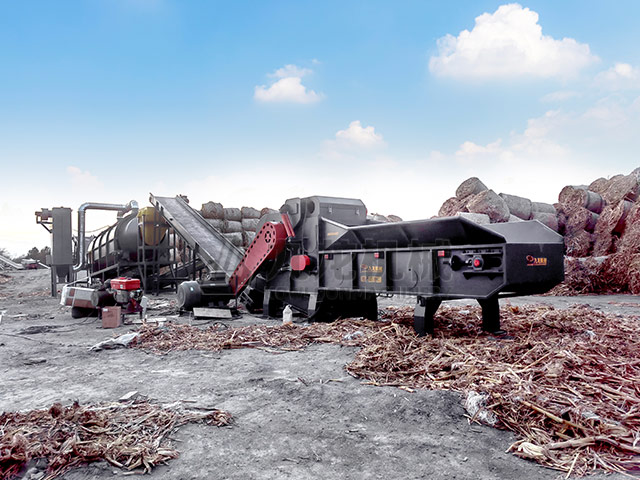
[258,196,564,332]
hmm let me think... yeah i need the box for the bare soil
[1,270,638,479]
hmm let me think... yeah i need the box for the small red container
[110,277,141,290]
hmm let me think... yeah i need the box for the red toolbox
[110,277,141,290]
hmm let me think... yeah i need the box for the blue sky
[1,1,640,255]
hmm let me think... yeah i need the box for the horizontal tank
[87,210,170,274]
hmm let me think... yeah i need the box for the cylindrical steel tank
[86,211,169,273]
[138,206,168,246]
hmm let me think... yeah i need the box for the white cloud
[595,63,640,90]
[333,121,385,149]
[429,3,597,79]
[540,90,580,102]
[268,64,313,79]
[456,139,502,157]
[447,98,640,203]
[254,64,323,104]
[66,166,103,191]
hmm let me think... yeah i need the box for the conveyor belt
[0,255,24,270]
[149,194,244,278]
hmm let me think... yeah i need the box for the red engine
[108,277,143,315]
[110,277,141,291]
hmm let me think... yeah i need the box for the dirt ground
[1,269,639,480]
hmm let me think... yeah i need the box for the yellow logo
[361,275,383,283]
[360,264,383,273]
[526,255,547,266]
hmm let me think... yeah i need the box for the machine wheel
[176,281,202,311]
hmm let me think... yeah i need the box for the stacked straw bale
[436,177,558,229]
[438,170,640,294]
[201,201,403,250]
[201,201,279,248]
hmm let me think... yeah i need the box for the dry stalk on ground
[132,305,640,476]
[0,399,232,480]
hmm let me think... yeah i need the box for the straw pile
[201,201,277,248]
[131,305,640,476]
[439,170,640,294]
[0,399,232,480]
[200,200,403,249]
[130,319,379,354]
[349,305,640,476]
[437,177,557,229]
[554,172,640,294]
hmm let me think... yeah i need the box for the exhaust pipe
[74,200,139,272]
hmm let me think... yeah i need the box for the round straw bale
[201,201,224,219]
[592,233,614,257]
[592,203,619,256]
[260,207,279,217]
[455,177,488,199]
[619,203,640,251]
[553,203,567,235]
[608,174,625,183]
[223,232,243,247]
[456,212,491,224]
[614,200,634,235]
[558,185,582,204]
[223,220,243,233]
[206,219,224,231]
[531,202,556,214]
[241,218,259,232]
[466,190,510,223]
[558,256,607,294]
[598,252,635,293]
[627,254,640,294]
[241,206,261,219]
[565,206,599,233]
[242,231,256,247]
[438,197,468,217]
[558,186,605,214]
[223,207,242,221]
[370,214,389,223]
[588,177,609,195]
[531,212,558,232]
[499,193,532,220]
[564,229,593,258]
[387,214,403,222]
[603,174,640,204]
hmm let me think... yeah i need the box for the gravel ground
[1,269,638,480]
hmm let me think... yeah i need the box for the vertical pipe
[74,200,138,272]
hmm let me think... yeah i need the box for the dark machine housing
[241,196,564,334]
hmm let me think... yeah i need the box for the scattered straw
[0,399,232,480]
[348,305,640,476]
[131,304,640,476]
[130,319,378,354]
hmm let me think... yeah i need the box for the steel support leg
[50,266,57,297]
[307,293,318,318]
[414,296,442,336]
[263,289,283,318]
[262,289,272,318]
[478,296,501,333]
